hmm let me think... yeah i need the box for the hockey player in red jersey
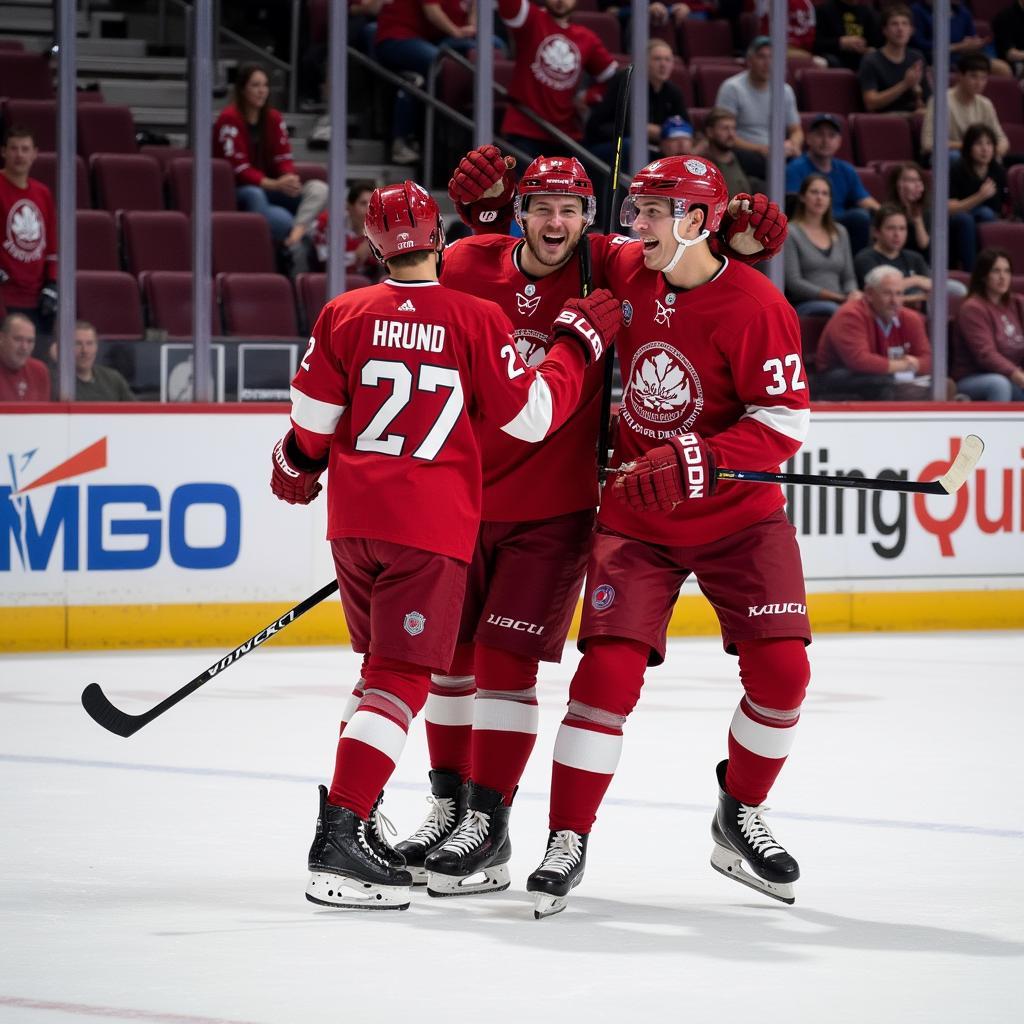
[390,147,790,900]
[269,180,621,911]
[525,157,812,917]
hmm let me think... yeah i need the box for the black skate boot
[394,769,467,886]
[526,830,588,919]
[367,791,406,870]
[306,785,413,910]
[710,759,800,905]
[424,781,512,897]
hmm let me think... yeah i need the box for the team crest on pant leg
[591,584,615,610]
[403,611,426,636]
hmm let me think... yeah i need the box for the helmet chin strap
[658,221,710,274]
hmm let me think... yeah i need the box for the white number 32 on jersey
[763,354,806,396]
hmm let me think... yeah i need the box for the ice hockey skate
[305,785,413,910]
[526,830,588,919]
[394,769,467,885]
[710,760,799,904]
[424,781,512,897]
[366,791,406,870]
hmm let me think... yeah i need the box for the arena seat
[855,166,887,203]
[295,272,372,333]
[76,270,144,339]
[0,53,54,100]
[669,60,694,109]
[796,68,862,116]
[977,222,1024,270]
[798,315,829,373]
[849,114,914,166]
[569,12,621,54]
[75,210,119,271]
[92,153,164,212]
[122,211,191,275]
[77,104,138,159]
[1007,163,1024,215]
[695,64,738,107]
[3,99,56,151]
[1003,122,1024,156]
[677,20,734,62]
[140,145,192,173]
[219,273,299,337]
[168,157,237,213]
[294,162,328,182]
[211,212,275,274]
[141,271,221,337]
[983,76,1023,125]
[31,152,90,208]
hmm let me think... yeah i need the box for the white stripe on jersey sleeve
[743,404,810,443]
[504,0,530,28]
[291,385,346,436]
[500,375,553,443]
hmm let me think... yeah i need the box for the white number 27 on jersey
[763,354,806,396]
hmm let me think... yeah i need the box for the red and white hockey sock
[329,656,430,819]
[424,643,475,780]
[548,637,649,834]
[337,653,369,735]
[725,638,810,806]
[470,644,539,803]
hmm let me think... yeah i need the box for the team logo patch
[516,291,542,316]
[684,159,708,176]
[654,300,675,326]
[479,210,498,223]
[623,342,704,434]
[403,611,426,636]
[591,584,615,610]
[532,34,582,91]
[4,198,45,262]
[514,329,548,366]
[622,300,633,326]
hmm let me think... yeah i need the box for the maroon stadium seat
[77,104,138,159]
[76,271,144,339]
[75,210,119,271]
[799,113,854,162]
[849,113,914,165]
[738,11,760,50]
[855,166,887,203]
[977,222,1024,270]
[649,21,675,51]
[140,145,192,174]
[211,213,275,274]
[971,0,1006,23]
[677,19,734,62]
[798,315,829,372]
[569,12,622,54]
[91,153,163,212]
[141,271,220,337]
[4,99,56,151]
[0,53,54,100]
[168,157,237,213]
[796,68,862,116]
[1002,122,1024,155]
[122,210,191,275]
[1007,163,1024,215]
[688,107,710,134]
[294,161,328,182]
[983,76,1023,125]
[695,64,738,107]
[30,152,90,208]
[295,272,372,332]
[669,60,694,109]
[0,40,25,51]
[219,273,299,337]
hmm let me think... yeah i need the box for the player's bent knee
[567,636,649,720]
[736,637,810,712]
[364,654,432,717]
[474,643,539,693]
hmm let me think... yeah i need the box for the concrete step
[96,78,189,108]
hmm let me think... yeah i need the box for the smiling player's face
[522,196,586,269]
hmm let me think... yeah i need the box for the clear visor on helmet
[619,194,680,228]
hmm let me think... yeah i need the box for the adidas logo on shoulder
[397,299,416,312]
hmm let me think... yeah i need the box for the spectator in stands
[658,116,695,156]
[587,40,688,167]
[954,247,1024,400]
[0,312,48,402]
[886,161,933,257]
[949,123,1009,271]
[921,54,1010,165]
[816,265,940,399]
[784,174,861,316]
[214,64,328,254]
[695,107,759,195]
[992,0,1024,77]
[785,113,879,253]
[0,127,57,335]
[859,4,927,114]
[307,180,382,280]
[757,0,827,64]
[499,0,617,162]
[853,204,968,309]
[715,36,803,181]
[814,0,881,72]
[56,321,134,402]
[910,1,1008,75]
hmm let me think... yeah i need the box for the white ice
[2,632,1022,1024]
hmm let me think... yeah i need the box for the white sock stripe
[553,723,623,775]
[567,699,627,730]
[473,697,539,734]
[745,697,802,724]
[362,688,413,728]
[425,691,475,727]
[429,674,475,689]
[339,691,363,727]
[475,686,538,702]
[730,703,798,760]
[342,709,408,764]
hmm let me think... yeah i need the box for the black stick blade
[81,682,148,738]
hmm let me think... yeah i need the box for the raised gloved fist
[270,428,329,505]
[551,289,622,364]
[614,432,717,513]
[448,144,516,206]
[722,193,788,264]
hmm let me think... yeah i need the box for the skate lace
[737,805,786,858]
[357,820,388,867]
[439,809,490,855]
[539,831,582,876]
[370,805,397,844]
[407,795,456,847]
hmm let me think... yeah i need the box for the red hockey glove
[614,432,717,513]
[720,193,788,265]
[271,429,328,505]
[551,289,621,364]
[448,144,517,234]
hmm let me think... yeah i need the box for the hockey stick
[595,63,634,486]
[613,434,985,496]
[81,579,340,737]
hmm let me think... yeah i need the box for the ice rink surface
[2,631,1023,1024]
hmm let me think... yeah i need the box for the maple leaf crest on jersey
[514,328,548,367]
[532,35,581,90]
[5,200,45,262]
[623,343,704,432]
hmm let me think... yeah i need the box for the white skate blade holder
[533,893,569,920]
[306,871,411,911]
[710,845,795,905]
[407,865,428,887]
[426,863,511,898]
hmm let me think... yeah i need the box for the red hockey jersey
[597,240,810,546]
[213,105,295,188]
[289,278,587,562]
[441,232,617,522]
[0,174,57,309]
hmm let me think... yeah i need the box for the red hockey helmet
[364,180,444,263]
[620,156,729,232]
[515,156,596,228]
